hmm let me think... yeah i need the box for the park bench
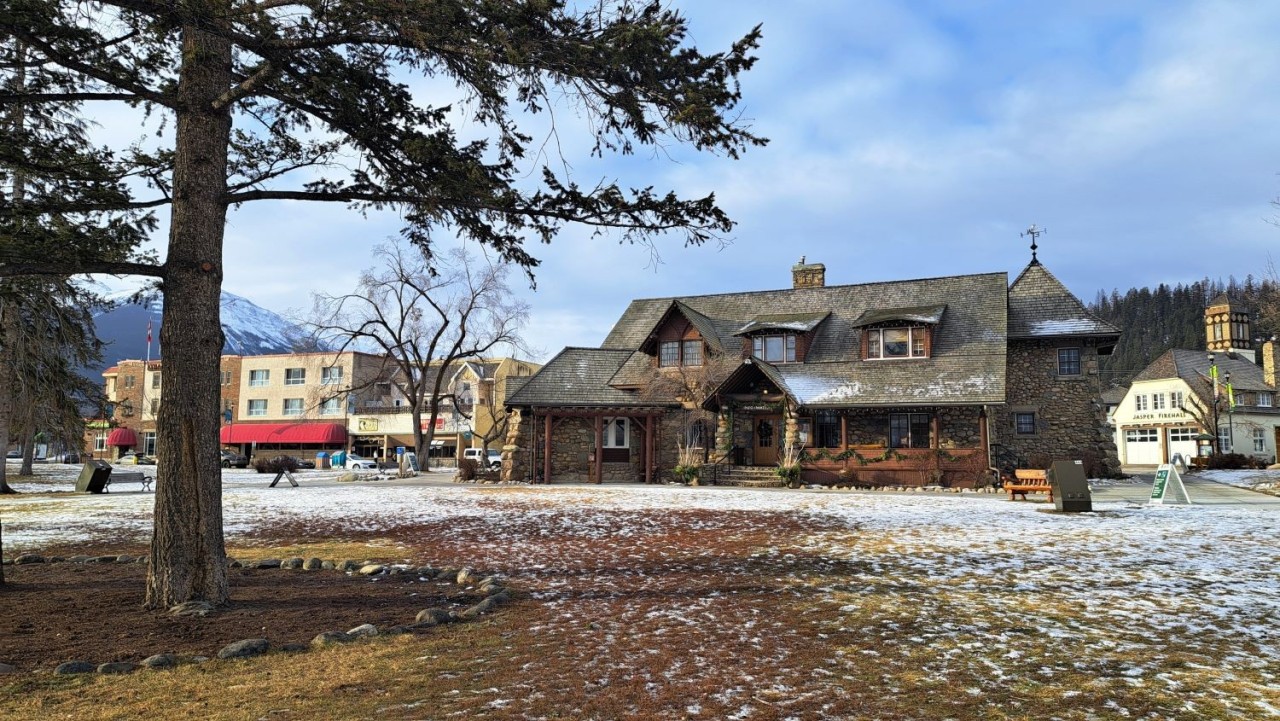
[105,469,153,492]
[1005,468,1052,502]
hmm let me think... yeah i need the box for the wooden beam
[594,415,604,484]
[543,412,553,484]
[645,414,655,484]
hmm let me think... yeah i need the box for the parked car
[118,452,156,465]
[5,449,20,459]
[53,452,81,464]
[220,450,248,468]
[343,453,378,470]
[463,447,502,470]
[283,455,316,469]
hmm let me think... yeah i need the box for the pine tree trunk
[0,297,17,496]
[143,9,233,609]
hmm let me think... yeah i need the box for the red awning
[106,427,138,447]
[219,423,348,444]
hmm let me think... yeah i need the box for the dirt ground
[0,550,475,672]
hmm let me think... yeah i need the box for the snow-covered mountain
[92,289,316,372]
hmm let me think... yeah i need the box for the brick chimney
[792,256,825,289]
[1264,339,1278,389]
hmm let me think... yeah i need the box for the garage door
[1124,428,1161,464]
[1167,427,1198,463]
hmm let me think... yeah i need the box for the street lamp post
[1225,371,1234,452]
[1208,353,1221,455]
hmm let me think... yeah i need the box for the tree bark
[143,6,233,609]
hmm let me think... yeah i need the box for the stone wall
[994,339,1120,474]
[938,407,983,449]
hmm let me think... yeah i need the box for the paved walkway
[1094,470,1280,507]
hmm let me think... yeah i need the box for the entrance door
[753,416,780,466]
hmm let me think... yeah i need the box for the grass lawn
[2,472,1277,720]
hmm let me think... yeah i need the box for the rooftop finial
[1020,224,1045,265]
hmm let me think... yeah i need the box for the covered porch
[511,405,676,484]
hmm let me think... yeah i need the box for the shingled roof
[603,272,1009,363]
[1132,348,1274,407]
[1007,263,1119,339]
[505,347,678,408]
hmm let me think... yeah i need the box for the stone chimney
[792,256,825,289]
[1264,339,1278,389]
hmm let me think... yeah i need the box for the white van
[462,447,501,470]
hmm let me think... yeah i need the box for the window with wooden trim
[814,411,841,448]
[682,340,703,366]
[603,418,629,448]
[752,334,796,363]
[866,327,929,359]
[889,412,931,448]
[1014,411,1037,436]
[1057,348,1081,376]
[659,339,704,367]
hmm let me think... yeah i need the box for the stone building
[503,256,1120,486]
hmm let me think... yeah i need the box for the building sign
[1131,412,1190,421]
[420,416,470,434]
[1149,464,1191,506]
[739,403,782,413]
[357,418,380,432]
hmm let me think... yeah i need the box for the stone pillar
[500,409,523,483]
[715,410,732,460]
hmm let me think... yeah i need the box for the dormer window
[866,327,929,359]
[753,334,797,363]
[660,340,704,367]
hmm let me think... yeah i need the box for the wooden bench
[1005,469,1052,502]
[105,469,153,492]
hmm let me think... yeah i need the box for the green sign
[1150,468,1169,500]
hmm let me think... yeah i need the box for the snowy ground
[3,464,1279,719]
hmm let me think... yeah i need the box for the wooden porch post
[594,414,604,484]
[645,414,655,484]
[978,407,990,468]
[543,412,553,484]
[931,412,942,473]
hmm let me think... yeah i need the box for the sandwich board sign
[1149,463,1191,505]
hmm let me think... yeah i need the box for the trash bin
[1048,460,1092,512]
[316,451,330,470]
[76,460,113,494]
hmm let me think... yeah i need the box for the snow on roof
[1026,318,1114,336]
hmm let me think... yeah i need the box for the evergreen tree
[0,1,763,608]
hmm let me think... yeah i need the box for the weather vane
[1021,224,1045,265]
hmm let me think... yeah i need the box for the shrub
[458,458,478,481]
[253,455,300,474]
[1205,453,1260,470]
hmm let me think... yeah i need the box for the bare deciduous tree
[310,242,528,462]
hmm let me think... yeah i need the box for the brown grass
[1,498,1273,720]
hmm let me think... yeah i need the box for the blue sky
[113,1,1280,361]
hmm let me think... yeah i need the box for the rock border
[0,553,512,676]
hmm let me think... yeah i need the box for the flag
[146,318,153,344]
